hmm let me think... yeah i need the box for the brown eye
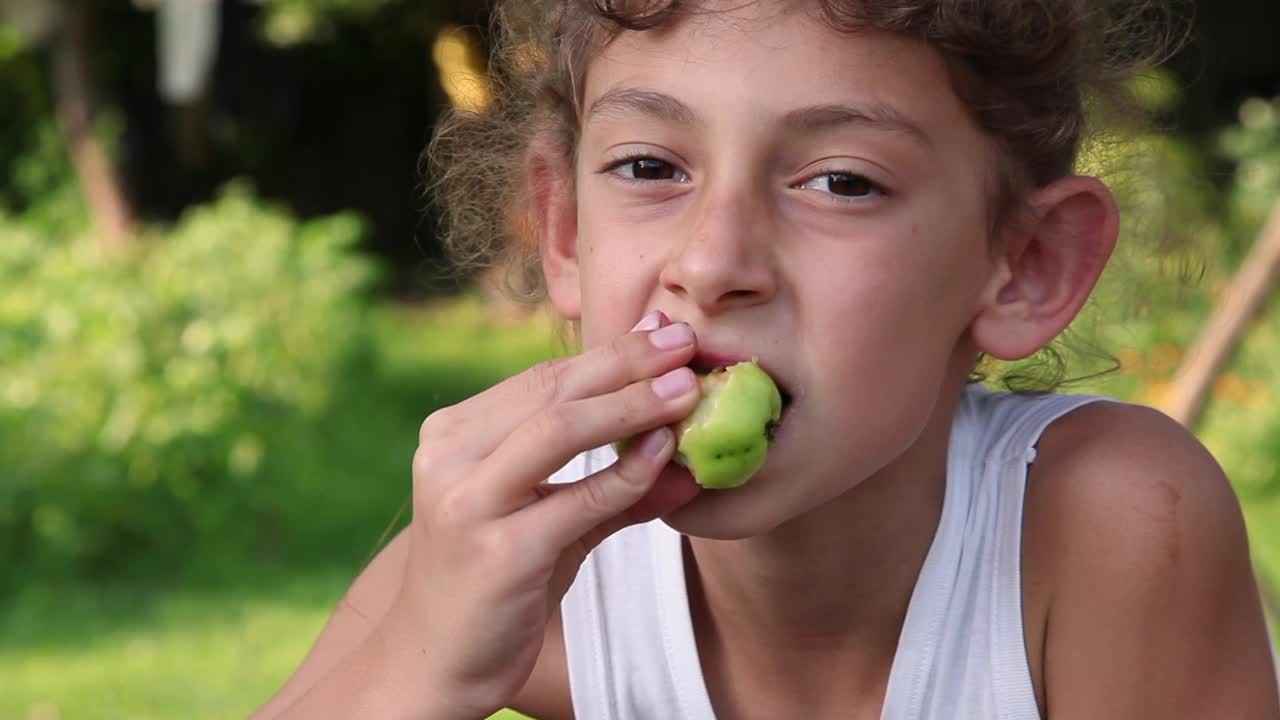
[604,155,689,183]
[797,171,885,202]
[628,158,677,181]
[827,173,875,197]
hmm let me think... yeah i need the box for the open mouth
[688,357,796,432]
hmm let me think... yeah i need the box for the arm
[1036,403,1280,719]
[250,524,573,720]
[254,316,698,719]
[250,529,414,718]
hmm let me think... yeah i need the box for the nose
[660,185,778,316]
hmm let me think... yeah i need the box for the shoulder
[1027,400,1240,551]
[1024,400,1279,719]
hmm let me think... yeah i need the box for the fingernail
[652,367,696,399]
[632,311,661,332]
[637,428,671,459]
[650,323,694,350]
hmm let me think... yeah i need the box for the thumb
[526,428,675,552]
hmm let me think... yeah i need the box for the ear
[529,139,582,321]
[971,176,1119,361]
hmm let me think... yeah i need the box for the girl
[255,1,1280,718]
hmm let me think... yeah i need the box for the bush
[0,182,379,580]
[1196,95,1280,500]
[1073,94,1280,500]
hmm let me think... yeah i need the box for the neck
[684,373,967,678]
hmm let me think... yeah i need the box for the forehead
[581,2,981,151]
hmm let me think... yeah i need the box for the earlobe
[528,141,582,321]
[972,176,1119,361]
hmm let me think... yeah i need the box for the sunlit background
[1,1,1279,718]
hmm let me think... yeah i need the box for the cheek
[575,203,663,348]
[801,233,981,424]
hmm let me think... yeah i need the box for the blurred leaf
[0,23,23,59]
[0,180,381,579]
[247,0,401,45]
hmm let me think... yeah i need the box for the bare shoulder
[1028,400,1241,545]
[1024,400,1279,719]
[508,606,574,720]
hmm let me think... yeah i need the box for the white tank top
[550,383,1113,719]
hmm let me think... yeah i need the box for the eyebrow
[585,86,932,147]
[586,87,701,128]
[782,103,933,147]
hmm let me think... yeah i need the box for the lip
[689,350,753,372]
[689,349,796,411]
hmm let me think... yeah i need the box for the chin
[659,469,795,540]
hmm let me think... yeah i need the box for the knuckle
[526,358,567,402]
[430,485,476,528]
[575,474,619,516]
[411,445,438,480]
[418,406,456,445]
[619,383,657,422]
[531,405,573,446]
[606,336,641,376]
[613,452,649,488]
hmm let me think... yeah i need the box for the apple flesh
[672,360,782,489]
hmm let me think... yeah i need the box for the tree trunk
[52,0,134,253]
[1162,198,1280,428]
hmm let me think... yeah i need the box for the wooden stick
[1162,198,1280,428]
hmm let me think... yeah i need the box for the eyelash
[601,152,691,185]
[600,154,889,204]
[795,170,888,205]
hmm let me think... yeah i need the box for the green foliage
[247,0,401,45]
[1195,95,1280,500]
[0,23,23,61]
[1221,97,1280,260]
[984,76,1223,393]
[0,31,56,212]
[1070,93,1280,500]
[0,296,555,719]
[0,182,380,579]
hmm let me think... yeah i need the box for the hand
[385,310,702,717]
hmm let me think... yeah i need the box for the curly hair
[425,0,1185,391]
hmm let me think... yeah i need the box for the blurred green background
[2,1,1279,718]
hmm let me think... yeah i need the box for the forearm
[252,531,421,718]
[262,619,474,720]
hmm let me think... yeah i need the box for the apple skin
[671,360,782,490]
[613,360,782,489]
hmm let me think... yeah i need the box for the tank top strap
[882,385,1117,720]
[983,389,1118,720]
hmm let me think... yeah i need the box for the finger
[478,365,700,513]
[510,427,682,553]
[519,460,699,530]
[499,312,691,413]
[617,462,701,525]
[427,311,694,459]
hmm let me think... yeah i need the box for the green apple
[672,359,782,489]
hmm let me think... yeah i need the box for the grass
[3,292,1278,719]
[2,568,534,719]
[1,295,556,720]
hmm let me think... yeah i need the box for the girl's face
[550,3,1005,538]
